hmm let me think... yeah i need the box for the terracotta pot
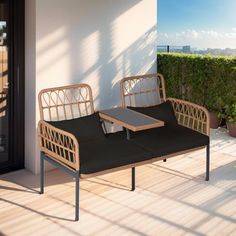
[227,122,236,138]
[209,112,221,129]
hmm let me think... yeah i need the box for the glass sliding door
[0,0,9,164]
[0,0,24,174]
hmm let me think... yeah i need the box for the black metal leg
[163,159,167,162]
[131,167,135,191]
[101,120,108,135]
[205,144,210,181]
[40,153,44,194]
[75,172,80,221]
[126,128,130,140]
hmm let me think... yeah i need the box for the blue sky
[158,0,236,49]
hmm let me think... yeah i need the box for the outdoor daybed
[38,74,210,221]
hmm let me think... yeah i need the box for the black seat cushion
[47,115,154,174]
[48,112,106,142]
[79,133,153,174]
[127,101,178,125]
[46,111,208,175]
[126,125,209,157]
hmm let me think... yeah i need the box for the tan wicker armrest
[167,98,210,136]
[38,120,80,170]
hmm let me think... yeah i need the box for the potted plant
[219,102,236,137]
[209,110,222,129]
[207,97,224,129]
[225,103,236,137]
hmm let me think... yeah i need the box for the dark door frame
[0,0,25,174]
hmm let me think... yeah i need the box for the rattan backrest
[38,84,95,121]
[120,73,166,107]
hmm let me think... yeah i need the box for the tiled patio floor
[0,128,235,236]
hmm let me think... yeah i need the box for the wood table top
[99,107,164,132]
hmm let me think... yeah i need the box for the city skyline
[158,0,236,49]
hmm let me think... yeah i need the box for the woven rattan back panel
[120,74,166,107]
[38,84,95,121]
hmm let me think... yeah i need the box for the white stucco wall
[25,0,157,174]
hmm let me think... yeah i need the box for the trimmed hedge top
[157,53,236,113]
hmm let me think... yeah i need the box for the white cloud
[159,33,169,39]
[158,29,236,49]
[183,30,199,39]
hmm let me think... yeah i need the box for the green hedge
[157,53,236,113]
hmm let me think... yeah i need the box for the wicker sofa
[38,74,210,221]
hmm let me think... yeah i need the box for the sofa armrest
[167,98,210,136]
[38,120,80,170]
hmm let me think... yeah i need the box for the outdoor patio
[0,128,235,236]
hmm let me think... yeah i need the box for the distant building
[183,46,191,53]
[157,45,192,53]
[157,45,236,56]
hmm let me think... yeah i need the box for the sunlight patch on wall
[81,69,101,108]
[37,27,67,55]
[111,26,157,88]
[81,31,100,75]
[113,1,156,57]
[37,41,70,75]
[37,27,70,76]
